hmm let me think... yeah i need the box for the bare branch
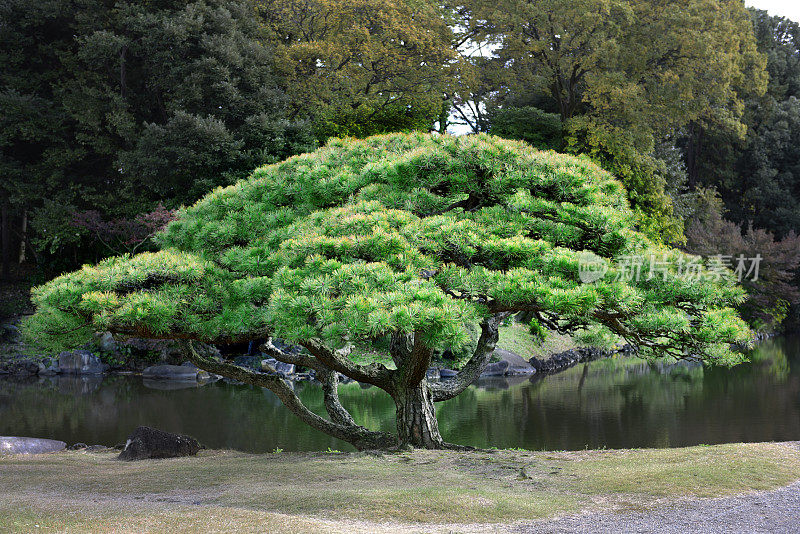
[260,338,324,372]
[430,313,510,402]
[186,341,396,450]
[301,338,394,389]
[318,367,358,427]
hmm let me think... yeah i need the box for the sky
[746,0,800,23]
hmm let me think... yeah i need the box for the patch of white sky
[747,0,800,23]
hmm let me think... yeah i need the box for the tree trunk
[686,121,701,189]
[184,341,398,451]
[18,210,27,264]
[1,202,10,281]
[394,384,444,449]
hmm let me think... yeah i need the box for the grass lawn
[496,322,577,360]
[1,442,799,533]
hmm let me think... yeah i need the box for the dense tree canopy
[691,10,800,238]
[686,209,800,331]
[452,0,766,243]
[257,0,458,140]
[26,133,751,448]
[0,0,314,272]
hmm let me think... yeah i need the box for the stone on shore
[142,364,200,381]
[118,426,201,461]
[0,436,66,455]
[37,361,59,376]
[528,346,623,375]
[234,354,262,370]
[261,358,296,376]
[481,360,509,376]
[275,361,295,376]
[57,350,109,375]
[0,358,40,376]
[494,349,536,375]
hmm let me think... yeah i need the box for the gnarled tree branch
[260,337,324,372]
[430,312,510,402]
[301,338,394,389]
[185,341,397,450]
[318,367,358,427]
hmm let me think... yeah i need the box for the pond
[1,337,799,452]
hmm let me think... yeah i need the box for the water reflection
[1,337,798,452]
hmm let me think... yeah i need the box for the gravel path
[517,481,800,534]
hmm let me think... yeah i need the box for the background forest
[2,0,800,332]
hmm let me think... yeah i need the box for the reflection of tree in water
[0,337,798,451]
[747,341,791,381]
[437,338,800,450]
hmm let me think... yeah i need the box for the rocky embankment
[1,316,626,384]
[528,345,636,375]
[2,315,760,385]
[0,321,315,383]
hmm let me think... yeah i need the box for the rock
[98,332,116,352]
[68,442,88,450]
[529,346,615,375]
[179,361,214,380]
[234,354,262,370]
[426,368,440,380]
[261,358,295,376]
[0,359,39,376]
[117,426,202,461]
[494,349,536,375]
[0,436,66,455]
[480,360,509,377]
[37,361,59,376]
[274,362,295,376]
[57,350,109,375]
[439,368,458,378]
[0,324,22,344]
[142,364,199,381]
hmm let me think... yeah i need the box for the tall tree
[0,0,314,272]
[257,0,459,140]
[26,133,751,449]
[0,0,84,277]
[451,0,766,243]
[690,10,800,238]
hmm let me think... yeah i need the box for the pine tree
[26,133,751,449]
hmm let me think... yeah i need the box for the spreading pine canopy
[27,133,751,364]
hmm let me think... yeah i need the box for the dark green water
[1,337,799,452]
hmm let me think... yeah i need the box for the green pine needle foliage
[24,133,751,364]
